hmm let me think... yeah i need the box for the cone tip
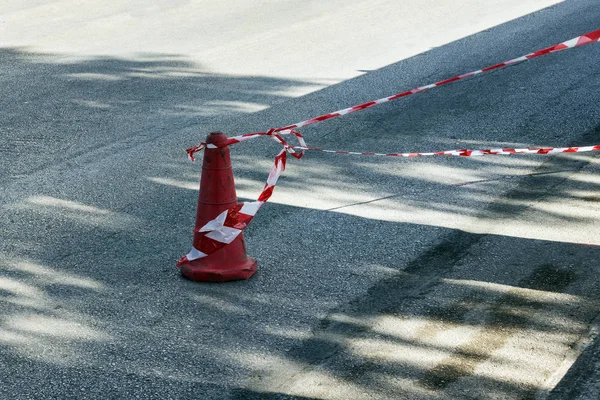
[207,131,228,146]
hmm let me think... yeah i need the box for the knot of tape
[185,128,308,161]
[186,143,206,161]
[265,128,307,160]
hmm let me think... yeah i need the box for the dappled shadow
[234,210,600,399]
[1,1,600,399]
[0,48,319,185]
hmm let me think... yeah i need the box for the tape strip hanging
[275,28,600,132]
[177,132,306,265]
[186,28,600,160]
[186,129,301,161]
[179,28,600,263]
[293,144,600,158]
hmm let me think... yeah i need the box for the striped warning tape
[293,145,600,158]
[179,28,600,263]
[186,28,600,160]
[179,141,600,265]
[178,144,294,267]
[276,29,600,132]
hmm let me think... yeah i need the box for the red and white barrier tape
[186,28,600,160]
[293,144,600,158]
[177,132,305,266]
[186,128,304,161]
[179,28,600,264]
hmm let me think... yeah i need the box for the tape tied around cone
[179,129,306,265]
[179,28,600,266]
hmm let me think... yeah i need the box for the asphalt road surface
[1,1,599,399]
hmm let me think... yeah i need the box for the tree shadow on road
[1,1,600,399]
[0,48,320,186]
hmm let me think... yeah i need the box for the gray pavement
[1,1,600,399]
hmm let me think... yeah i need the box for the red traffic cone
[178,132,257,282]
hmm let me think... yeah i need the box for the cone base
[179,257,257,282]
